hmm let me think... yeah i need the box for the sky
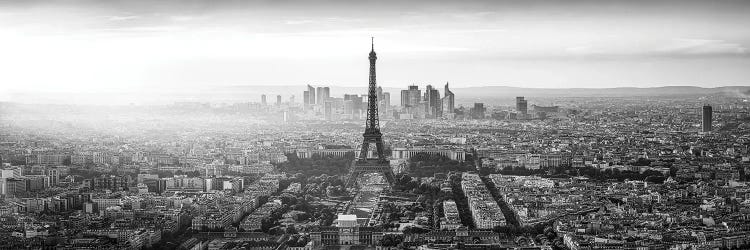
[1,0,749,100]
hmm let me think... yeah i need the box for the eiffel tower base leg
[347,160,394,188]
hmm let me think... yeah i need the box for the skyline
[2,84,749,106]
[1,0,750,102]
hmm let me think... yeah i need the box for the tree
[285,225,298,234]
[403,226,429,234]
[378,234,404,247]
[645,175,665,184]
[543,226,556,240]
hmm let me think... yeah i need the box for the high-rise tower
[304,85,316,109]
[316,86,330,105]
[424,85,441,118]
[348,38,394,187]
[400,85,421,115]
[702,105,712,133]
[442,82,455,118]
[516,96,528,115]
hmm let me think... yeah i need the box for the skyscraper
[424,85,441,118]
[442,82,455,118]
[307,85,316,106]
[316,86,330,105]
[516,96,528,115]
[382,92,390,111]
[400,90,409,108]
[472,103,485,119]
[344,94,364,116]
[400,85,422,116]
[276,95,282,106]
[702,105,712,133]
[261,94,267,106]
[322,87,330,103]
[316,87,323,105]
[376,86,390,116]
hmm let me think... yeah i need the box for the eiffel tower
[347,38,395,187]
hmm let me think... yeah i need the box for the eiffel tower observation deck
[347,38,395,188]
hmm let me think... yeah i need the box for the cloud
[564,45,598,54]
[264,28,401,37]
[94,25,185,33]
[563,38,750,59]
[284,17,364,25]
[107,15,140,21]
[659,38,749,56]
[448,28,507,34]
[170,15,204,22]
[285,19,316,25]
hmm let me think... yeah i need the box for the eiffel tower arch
[347,38,395,188]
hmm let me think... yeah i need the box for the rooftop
[337,214,357,222]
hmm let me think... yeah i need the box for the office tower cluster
[343,94,364,117]
[400,85,421,117]
[302,85,331,109]
[264,85,556,122]
[259,94,286,107]
[302,85,329,110]
[297,84,390,121]
[398,82,454,119]
[473,96,555,121]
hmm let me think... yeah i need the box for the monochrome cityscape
[2,0,750,250]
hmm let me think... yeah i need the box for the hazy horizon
[2,84,748,106]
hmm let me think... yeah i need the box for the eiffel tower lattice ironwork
[347,38,395,187]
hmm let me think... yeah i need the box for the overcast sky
[1,0,749,96]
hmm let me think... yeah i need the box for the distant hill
[450,86,750,99]
[222,85,750,98]
[220,85,750,105]
[2,85,748,105]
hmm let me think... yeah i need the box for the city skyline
[2,84,748,106]
[2,0,750,100]
[1,20,750,249]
